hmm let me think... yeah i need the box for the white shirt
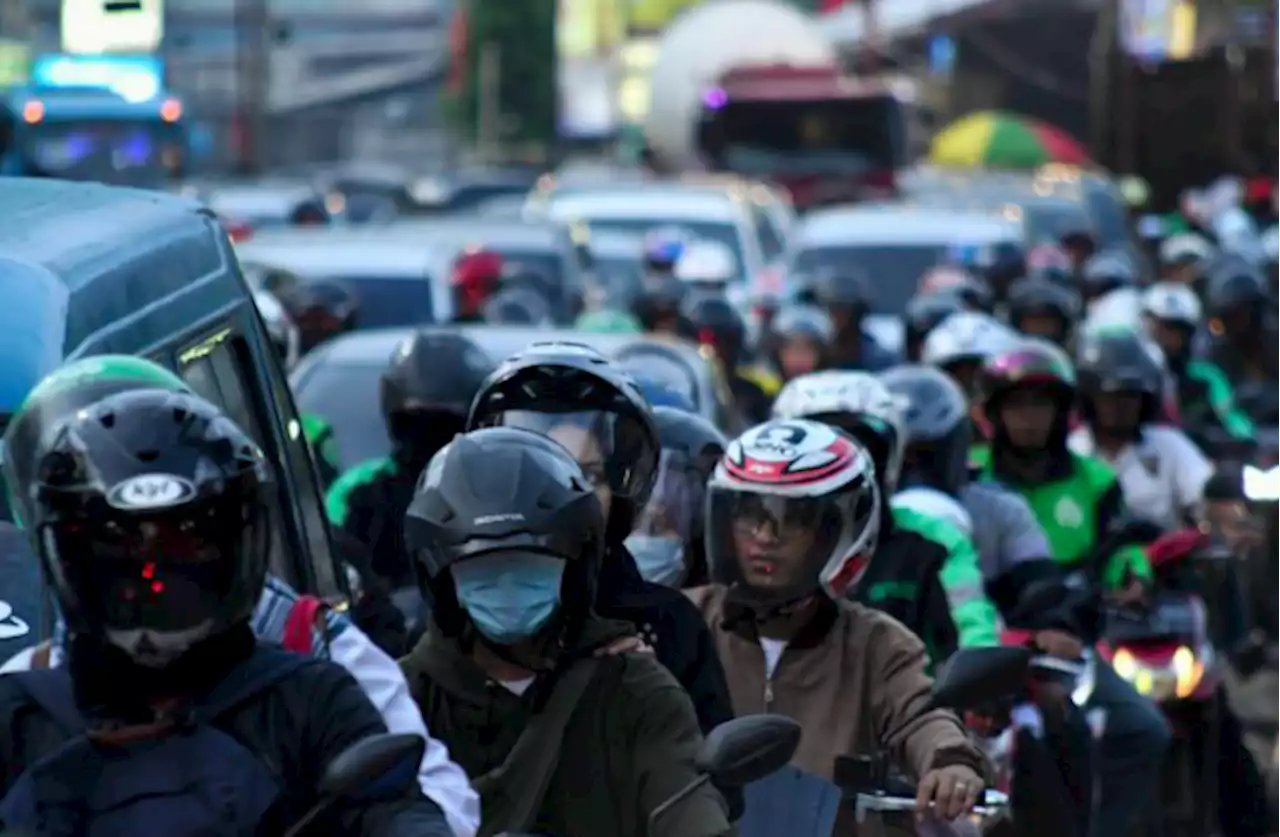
[1068,424,1213,530]
[760,637,788,679]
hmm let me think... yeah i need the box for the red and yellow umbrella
[929,111,1091,169]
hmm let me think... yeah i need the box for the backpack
[0,646,312,837]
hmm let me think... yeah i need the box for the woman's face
[548,423,611,519]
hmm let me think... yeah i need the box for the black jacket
[0,640,452,837]
[597,544,734,735]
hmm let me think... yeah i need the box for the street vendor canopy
[930,110,1090,169]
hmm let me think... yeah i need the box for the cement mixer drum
[644,0,836,169]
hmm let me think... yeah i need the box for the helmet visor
[633,449,705,543]
[497,409,655,500]
[705,480,877,605]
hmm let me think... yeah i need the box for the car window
[178,332,298,588]
[790,244,945,315]
[293,361,391,471]
[311,276,435,329]
[752,204,786,262]
[581,218,748,282]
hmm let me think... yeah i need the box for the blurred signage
[31,53,164,102]
[556,0,625,138]
[62,0,164,55]
[1120,0,1197,61]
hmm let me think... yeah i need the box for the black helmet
[278,279,359,353]
[631,406,728,587]
[1205,260,1268,319]
[482,286,552,326]
[28,390,272,666]
[1076,328,1164,426]
[904,290,966,362]
[682,292,745,362]
[381,331,495,468]
[1080,250,1138,300]
[880,365,971,496]
[1006,276,1081,344]
[403,428,603,649]
[466,342,659,537]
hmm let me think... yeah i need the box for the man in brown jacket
[690,419,990,833]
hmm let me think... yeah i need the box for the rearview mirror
[928,647,1033,711]
[319,732,425,801]
[698,714,802,788]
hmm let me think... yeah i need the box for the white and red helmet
[706,419,881,605]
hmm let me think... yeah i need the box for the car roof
[542,187,743,223]
[0,179,240,409]
[236,228,442,275]
[796,204,1022,247]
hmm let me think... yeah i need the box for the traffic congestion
[0,1,1277,835]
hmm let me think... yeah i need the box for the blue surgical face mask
[625,534,687,588]
[451,553,565,645]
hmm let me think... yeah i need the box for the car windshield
[294,362,390,470]
[21,118,183,187]
[789,244,947,314]
[1084,185,1131,249]
[1019,201,1095,243]
[579,218,747,281]
[313,276,435,329]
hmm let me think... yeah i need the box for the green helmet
[3,356,189,525]
[574,309,642,334]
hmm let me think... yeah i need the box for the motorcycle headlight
[1172,645,1205,699]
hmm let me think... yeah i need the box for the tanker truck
[642,0,915,209]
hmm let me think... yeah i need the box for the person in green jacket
[972,340,1151,592]
[771,370,1001,660]
[300,411,342,491]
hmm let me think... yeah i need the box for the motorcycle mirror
[928,647,1034,711]
[318,732,425,801]
[697,714,802,788]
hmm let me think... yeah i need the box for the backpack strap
[10,669,86,736]
[191,646,314,724]
[470,657,602,837]
[283,595,329,655]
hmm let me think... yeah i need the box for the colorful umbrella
[929,111,1091,169]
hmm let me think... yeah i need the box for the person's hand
[1107,578,1146,607]
[1034,629,1084,660]
[594,635,653,657]
[915,764,982,821]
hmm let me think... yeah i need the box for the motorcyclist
[626,406,726,590]
[879,365,1073,625]
[687,418,989,835]
[969,341,1173,837]
[327,331,495,590]
[399,428,733,837]
[1140,282,1256,443]
[1069,328,1213,530]
[1157,232,1214,286]
[770,303,836,382]
[1203,260,1278,396]
[1060,227,1097,273]
[633,228,697,340]
[920,310,1020,450]
[1079,250,1141,311]
[449,250,505,324]
[682,292,776,424]
[465,343,733,734]
[800,267,899,371]
[0,355,479,836]
[772,371,1001,660]
[1005,274,1082,348]
[903,289,967,363]
[276,278,360,356]
[673,240,738,297]
[0,388,453,836]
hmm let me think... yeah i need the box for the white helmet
[921,311,1017,368]
[772,370,905,491]
[1141,281,1203,329]
[253,290,300,370]
[674,240,737,287]
[707,418,881,602]
[1158,232,1213,267]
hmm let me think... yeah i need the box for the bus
[0,55,188,188]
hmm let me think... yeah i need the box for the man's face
[548,423,612,519]
[730,504,817,593]
[779,337,821,379]
[1092,391,1142,431]
[1018,312,1066,345]
[1147,317,1189,360]
[998,388,1058,448]
[1166,262,1199,285]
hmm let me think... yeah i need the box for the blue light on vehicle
[30,53,163,103]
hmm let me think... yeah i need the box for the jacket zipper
[763,679,774,711]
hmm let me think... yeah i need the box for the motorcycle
[287,732,426,837]
[1097,534,1227,837]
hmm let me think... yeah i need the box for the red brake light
[224,218,254,243]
